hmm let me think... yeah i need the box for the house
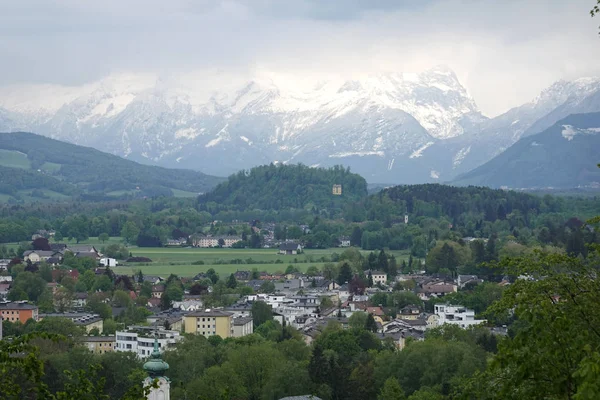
[0,301,39,323]
[417,282,457,300]
[50,243,68,252]
[434,304,486,328]
[0,259,10,271]
[0,283,10,299]
[99,257,118,267]
[278,242,302,255]
[338,237,351,247]
[184,309,234,338]
[232,316,254,337]
[151,285,165,298]
[274,279,304,292]
[397,305,421,320]
[72,292,89,308]
[147,311,186,332]
[376,330,425,351]
[365,270,387,285]
[457,275,482,289]
[115,326,181,358]
[332,184,342,195]
[166,238,188,247]
[234,270,252,281]
[81,336,115,354]
[23,250,57,263]
[172,299,204,312]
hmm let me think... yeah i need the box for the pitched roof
[279,242,301,251]
[187,309,234,318]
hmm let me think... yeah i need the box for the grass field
[0,149,30,169]
[2,235,409,278]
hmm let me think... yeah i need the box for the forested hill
[198,164,368,211]
[0,132,224,201]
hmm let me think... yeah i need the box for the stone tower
[143,338,170,400]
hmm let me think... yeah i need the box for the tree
[259,280,275,294]
[251,301,273,328]
[112,290,132,307]
[350,226,363,247]
[468,247,600,399]
[98,233,110,243]
[365,313,378,333]
[379,377,406,400]
[226,273,237,289]
[337,262,353,285]
[92,275,113,292]
[368,271,374,287]
[32,237,51,251]
[140,281,153,298]
[206,268,219,284]
[349,311,368,329]
[120,221,140,245]
[217,238,225,248]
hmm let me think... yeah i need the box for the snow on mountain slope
[0,66,484,182]
[417,75,600,182]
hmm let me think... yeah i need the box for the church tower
[143,339,170,400]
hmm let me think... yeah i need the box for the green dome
[143,339,169,378]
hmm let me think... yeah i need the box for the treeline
[0,165,78,197]
[198,164,368,213]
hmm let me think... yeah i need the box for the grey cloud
[0,0,599,116]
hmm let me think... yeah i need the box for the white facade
[232,317,254,337]
[434,304,486,328]
[366,270,387,285]
[100,257,118,267]
[116,328,181,358]
[192,236,241,248]
[144,376,170,400]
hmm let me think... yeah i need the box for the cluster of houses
[12,244,118,268]
[1,254,499,358]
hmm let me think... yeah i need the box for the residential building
[184,309,234,338]
[457,275,483,289]
[0,283,9,299]
[23,250,57,263]
[39,313,104,333]
[396,305,421,320]
[434,304,486,328]
[81,336,115,354]
[0,301,39,323]
[232,316,254,337]
[278,242,302,255]
[417,283,458,300]
[365,270,387,285]
[338,237,351,247]
[152,285,165,298]
[332,184,342,195]
[99,257,118,267]
[0,259,10,271]
[191,235,241,248]
[115,326,181,358]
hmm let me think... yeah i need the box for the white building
[99,257,118,267]
[232,317,254,337]
[434,304,486,328]
[115,327,181,358]
[365,270,387,285]
[192,236,241,248]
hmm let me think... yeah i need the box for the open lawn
[0,149,30,169]
[113,247,410,277]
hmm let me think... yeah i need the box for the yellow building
[184,309,234,338]
[81,336,115,354]
[332,184,342,195]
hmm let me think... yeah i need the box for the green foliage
[251,301,273,328]
[198,164,367,213]
[379,377,406,400]
[466,248,600,399]
[0,132,222,199]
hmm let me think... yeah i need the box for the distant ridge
[452,112,600,189]
[0,132,224,201]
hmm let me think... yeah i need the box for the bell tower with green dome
[143,338,170,400]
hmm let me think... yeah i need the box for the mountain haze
[452,112,600,189]
[1,68,599,185]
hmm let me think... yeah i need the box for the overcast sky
[1,0,599,116]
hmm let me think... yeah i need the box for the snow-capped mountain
[0,66,484,182]
[1,67,599,184]
[418,76,600,180]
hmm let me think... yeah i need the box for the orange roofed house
[0,301,39,323]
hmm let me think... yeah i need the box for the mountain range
[0,67,599,186]
[453,112,600,189]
